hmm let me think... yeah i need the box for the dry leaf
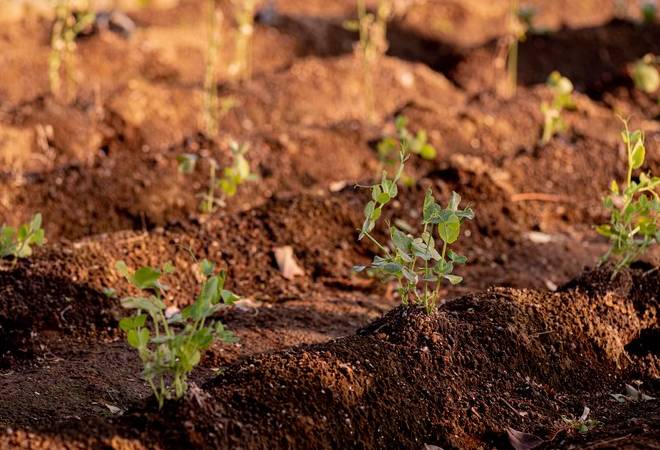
[233,297,263,311]
[104,403,122,415]
[274,246,304,280]
[506,427,544,450]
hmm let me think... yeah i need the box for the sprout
[596,120,659,275]
[540,71,575,145]
[355,152,474,313]
[116,259,238,408]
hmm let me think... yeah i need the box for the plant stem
[204,0,221,137]
[363,231,389,255]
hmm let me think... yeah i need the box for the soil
[0,0,658,449]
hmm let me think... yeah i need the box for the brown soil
[0,0,658,449]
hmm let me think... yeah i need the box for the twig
[510,192,573,203]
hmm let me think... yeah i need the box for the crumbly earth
[0,0,658,449]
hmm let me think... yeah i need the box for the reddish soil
[0,0,658,449]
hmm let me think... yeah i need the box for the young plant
[0,213,45,262]
[596,121,659,274]
[203,0,223,137]
[355,152,474,313]
[503,1,533,97]
[177,140,257,213]
[641,0,657,24]
[540,71,575,144]
[345,0,393,123]
[561,410,599,433]
[228,0,257,80]
[632,54,659,94]
[377,115,437,165]
[49,0,95,97]
[116,259,238,408]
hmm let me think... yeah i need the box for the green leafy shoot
[641,0,657,24]
[355,152,474,313]
[177,141,257,214]
[49,0,96,97]
[540,71,575,144]
[504,0,531,97]
[377,115,437,165]
[596,120,659,275]
[344,0,392,123]
[0,213,46,263]
[561,407,599,434]
[516,5,537,32]
[116,259,238,408]
[632,54,659,94]
[218,141,258,198]
[203,0,222,137]
[229,0,257,80]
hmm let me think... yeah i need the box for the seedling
[0,213,45,263]
[632,54,659,94]
[503,1,533,97]
[49,0,95,97]
[177,141,257,213]
[561,406,599,434]
[596,120,659,274]
[377,115,437,164]
[355,152,474,313]
[345,0,393,123]
[516,5,536,32]
[228,0,257,80]
[641,0,657,24]
[203,0,223,137]
[540,71,575,144]
[116,259,238,408]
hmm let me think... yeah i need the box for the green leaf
[121,296,165,314]
[455,207,475,220]
[377,138,398,159]
[30,213,42,231]
[221,289,239,305]
[448,250,467,264]
[437,213,460,244]
[423,189,436,222]
[448,191,461,211]
[119,314,147,331]
[342,19,359,31]
[630,139,645,170]
[176,154,198,173]
[115,260,131,279]
[610,180,619,194]
[364,201,375,220]
[162,261,175,274]
[133,267,162,290]
[391,227,412,256]
[376,192,391,204]
[435,259,453,275]
[419,143,436,160]
[401,266,418,283]
[444,274,463,285]
[199,276,220,304]
[371,185,383,202]
[200,259,215,276]
[127,328,149,349]
[190,328,214,348]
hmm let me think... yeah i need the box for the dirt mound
[16,265,651,450]
[0,267,117,366]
